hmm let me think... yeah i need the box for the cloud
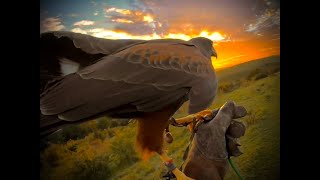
[71,28,88,34]
[91,0,98,6]
[143,15,154,23]
[112,18,134,24]
[246,9,279,34]
[106,7,133,15]
[105,7,154,23]
[70,27,225,42]
[40,17,65,32]
[87,28,161,39]
[104,6,168,36]
[119,0,248,37]
[245,0,280,36]
[132,0,280,41]
[68,13,79,17]
[73,20,95,26]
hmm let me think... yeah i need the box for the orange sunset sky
[40,0,280,70]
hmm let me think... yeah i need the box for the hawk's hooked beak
[212,49,218,59]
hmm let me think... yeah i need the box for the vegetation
[40,56,280,180]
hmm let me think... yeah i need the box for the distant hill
[216,55,280,83]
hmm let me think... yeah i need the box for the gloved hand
[226,119,246,157]
[193,101,247,160]
[181,101,247,180]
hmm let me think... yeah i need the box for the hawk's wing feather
[49,31,146,55]
[40,41,217,121]
[78,42,212,84]
[77,42,218,114]
[40,32,146,92]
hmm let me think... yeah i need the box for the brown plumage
[136,105,177,160]
[40,31,218,159]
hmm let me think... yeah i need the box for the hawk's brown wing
[49,31,146,55]
[40,41,217,121]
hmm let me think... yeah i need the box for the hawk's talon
[160,152,195,180]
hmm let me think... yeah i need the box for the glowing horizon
[70,28,279,69]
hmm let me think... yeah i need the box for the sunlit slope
[216,55,279,81]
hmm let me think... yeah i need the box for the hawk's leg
[135,104,195,180]
[174,109,217,131]
[159,151,195,180]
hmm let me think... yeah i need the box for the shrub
[93,130,107,140]
[40,144,70,167]
[109,138,139,167]
[97,118,130,129]
[71,155,112,180]
[80,120,98,134]
[269,66,280,74]
[61,125,88,141]
[106,129,115,138]
[218,80,241,93]
[254,73,268,80]
[67,144,78,152]
[247,68,271,81]
[247,68,263,80]
[109,120,119,128]
[245,109,262,127]
[97,117,110,130]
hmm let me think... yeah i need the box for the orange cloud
[71,27,226,43]
[143,15,154,23]
[106,8,132,15]
[88,28,161,40]
[111,18,134,24]
[105,7,157,25]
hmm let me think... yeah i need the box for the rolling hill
[216,55,280,82]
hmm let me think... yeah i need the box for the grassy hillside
[40,56,280,180]
[216,55,280,82]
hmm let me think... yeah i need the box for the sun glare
[89,29,226,42]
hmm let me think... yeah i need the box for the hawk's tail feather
[39,108,140,138]
[40,114,69,138]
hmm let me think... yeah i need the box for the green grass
[113,72,280,180]
[40,56,280,180]
[216,55,280,82]
[222,73,280,180]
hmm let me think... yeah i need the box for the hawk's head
[189,37,217,59]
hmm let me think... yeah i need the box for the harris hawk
[40,31,218,179]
